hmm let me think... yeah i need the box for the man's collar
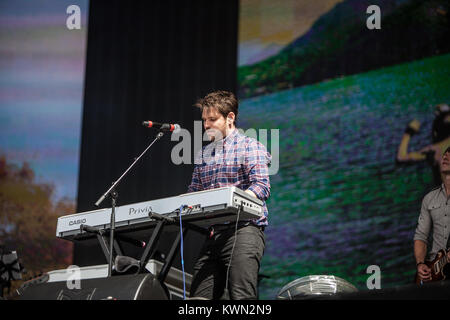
[223,128,238,146]
[442,183,450,197]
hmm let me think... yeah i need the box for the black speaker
[17,274,169,300]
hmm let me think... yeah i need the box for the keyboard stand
[138,219,167,273]
[77,210,210,298]
[139,211,207,282]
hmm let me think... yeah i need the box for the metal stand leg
[158,228,188,284]
[139,220,166,272]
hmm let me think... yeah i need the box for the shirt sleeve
[413,196,432,244]
[187,148,204,193]
[245,139,271,201]
[187,164,202,193]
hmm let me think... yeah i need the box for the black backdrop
[75,0,238,274]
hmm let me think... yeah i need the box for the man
[414,146,450,283]
[187,90,271,300]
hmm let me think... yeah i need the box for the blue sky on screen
[0,0,89,201]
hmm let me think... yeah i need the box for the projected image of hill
[238,0,450,98]
[239,53,450,299]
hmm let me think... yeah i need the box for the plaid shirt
[187,128,271,226]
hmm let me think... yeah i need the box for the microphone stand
[94,131,165,277]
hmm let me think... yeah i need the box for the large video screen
[0,0,88,277]
[238,0,450,299]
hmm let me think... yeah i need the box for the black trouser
[189,224,265,300]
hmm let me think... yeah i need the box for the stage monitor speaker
[17,273,169,300]
[277,275,358,300]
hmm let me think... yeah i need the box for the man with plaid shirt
[188,90,271,300]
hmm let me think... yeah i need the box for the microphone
[142,121,180,132]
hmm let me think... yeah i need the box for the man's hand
[417,263,431,282]
[406,119,421,135]
[245,189,257,198]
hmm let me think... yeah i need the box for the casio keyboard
[54,187,263,299]
[56,186,263,240]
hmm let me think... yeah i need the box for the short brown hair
[194,90,238,124]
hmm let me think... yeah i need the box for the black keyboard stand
[78,225,124,266]
[139,211,207,284]
[79,210,209,298]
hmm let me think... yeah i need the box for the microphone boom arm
[95,131,164,207]
[93,130,165,278]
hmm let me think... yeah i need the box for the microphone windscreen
[173,124,181,133]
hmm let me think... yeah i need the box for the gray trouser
[189,224,265,300]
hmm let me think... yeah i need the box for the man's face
[202,107,228,141]
[441,150,450,173]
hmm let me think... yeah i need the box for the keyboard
[56,186,263,239]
